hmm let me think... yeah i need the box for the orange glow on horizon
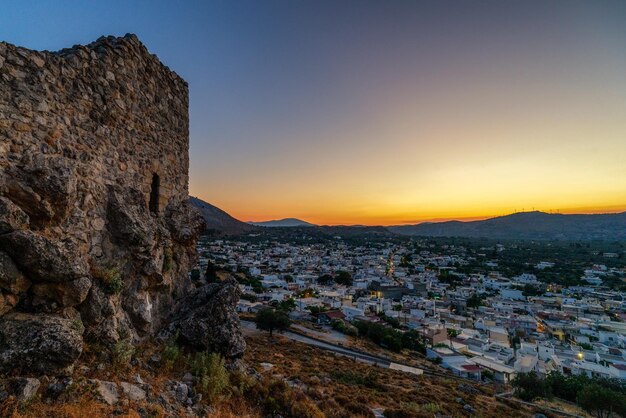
[187,191,626,226]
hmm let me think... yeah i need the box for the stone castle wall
[1,34,189,251]
[0,34,205,372]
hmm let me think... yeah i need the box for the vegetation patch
[92,265,124,295]
[512,371,626,417]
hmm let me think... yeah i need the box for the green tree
[381,334,403,352]
[277,298,296,312]
[400,330,425,353]
[511,372,552,401]
[205,260,218,283]
[447,328,460,338]
[317,274,334,285]
[577,383,626,418]
[466,294,483,309]
[399,254,412,268]
[335,270,353,286]
[380,314,401,329]
[307,305,328,314]
[256,307,291,338]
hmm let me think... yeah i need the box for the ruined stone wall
[0,34,205,372]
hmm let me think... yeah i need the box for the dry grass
[3,398,144,418]
[0,331,556,418]
[534,397,593,417]
[244,333,536,418]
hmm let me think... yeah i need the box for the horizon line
[189,197,626,227]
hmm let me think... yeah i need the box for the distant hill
[388,211,626,241]
[249,218,317,228]
[189,197,257,235]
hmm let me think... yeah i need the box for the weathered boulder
[0,313,83,374]
[20,158,77,225]
[0,251,31,295]
[171,381,189,405]
[120,381,147,401]
[78,284,120,344]
[160,277,246,358]
[0,197,29,233]
[106,186,155,248]
[79,284,115,325]
[5,158,77,228]
[4,180,53,228]
[31,276,92,308]
[0,293,19,316]
[0,377,41,401]
[166,201,205,245]
[0,230,87,282]
[91,379,119,405]
[123,290,156,334]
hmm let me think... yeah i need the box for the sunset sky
[2,1,625,225]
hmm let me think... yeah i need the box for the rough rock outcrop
[160,277,246,359]
[0,34,241,375]
[0,313,83,374]
[0,197,29,234]
[0,251,30,295]
[0,230,88,283]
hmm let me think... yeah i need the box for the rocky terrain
[0,328,545,418]
[0,33,245,415]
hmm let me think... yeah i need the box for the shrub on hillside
[188,352,229,404]
[511,371,552,401]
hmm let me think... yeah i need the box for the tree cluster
[512,371,626,418]
[352,321,425,353]
[255,306,292,337]
[466,293,484,309]
[317,271,353,286]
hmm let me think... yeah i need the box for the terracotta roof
[321,311,346,319]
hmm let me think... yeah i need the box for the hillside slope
[189,196,257,235]
[389,211,626,241]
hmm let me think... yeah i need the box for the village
[196,234,626,385]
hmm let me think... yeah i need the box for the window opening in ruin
[149,173,160,214]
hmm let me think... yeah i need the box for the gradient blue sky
[2,1,626,224]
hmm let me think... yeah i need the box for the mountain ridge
[187,199,626,240]
[189,196,257,235]
[249,218,317,227]
[388,210,626,240]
